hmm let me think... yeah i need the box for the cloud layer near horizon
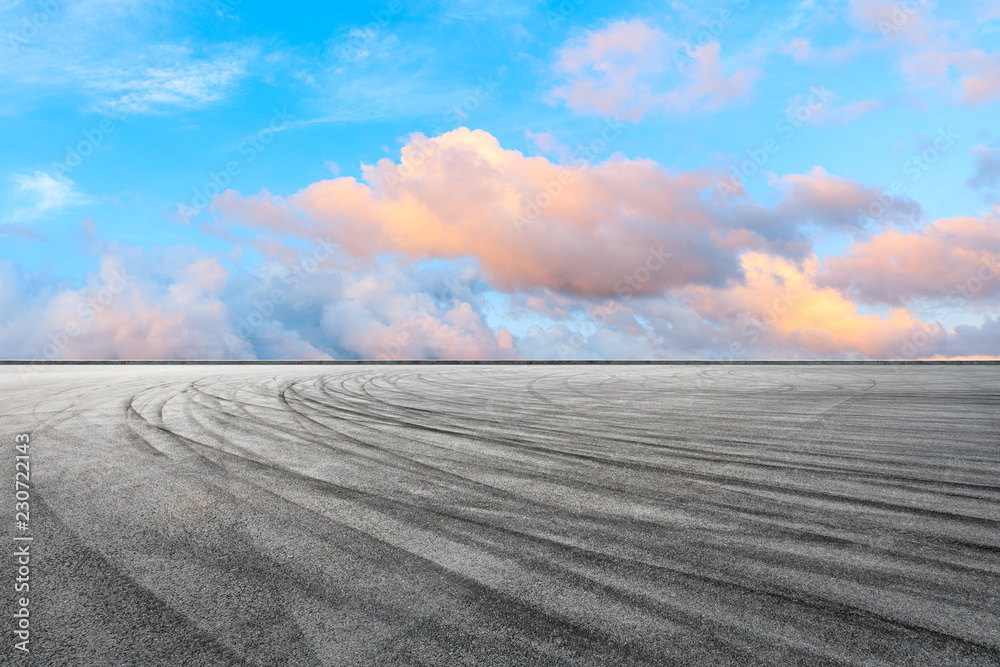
[210,128,929,297]
[5,127,999,362]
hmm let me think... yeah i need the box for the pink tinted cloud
[686,251,939,359]
[6,228,996,361]
[847,0,1000,105]
[772,166,919,228]
[215,130,936,300]
[319,270,518,360]
[849,0,939,46]
[819,213,1000,305]
[3,234,521,361]
[548,18,759,119]
[524,130,561,154]
[548,18,669,119]
[15,251,237,360]
[902,49,1000,104]
[725,167,921,245]
[783,39,814,62]
[665,41,761,113]
[216,127,748,298]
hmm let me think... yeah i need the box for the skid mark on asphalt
[4,364,1000,665]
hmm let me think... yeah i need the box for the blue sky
[2,0,1000,360]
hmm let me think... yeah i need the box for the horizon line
[1,360,998,365]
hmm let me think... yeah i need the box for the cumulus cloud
[211,238,522,361]
[1,220,528,361]
[819,213,1000,306]
[194,128,974,361]
[723,166,922,248]
[686,251,938,359]
[768,166,920,231]
[935,316,1000,358]
[322,287,515,361]
[211,128,934,302]
[548,18,760,119]
[5,223,996,361]
[213,127,750,298]
[0,248,233,360]
[3,139,991,362]
[547,18,670,119]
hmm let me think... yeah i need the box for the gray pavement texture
[1,364,999,666]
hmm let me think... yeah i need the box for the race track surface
[1,364,999,665]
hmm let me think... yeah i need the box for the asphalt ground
[1,364,998,665]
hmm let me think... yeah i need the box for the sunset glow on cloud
[1,0,998,360]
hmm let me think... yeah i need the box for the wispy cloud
[83,44,258,115]
[3,172,86,223]
[784,88,881,127]
[0,0,256,115]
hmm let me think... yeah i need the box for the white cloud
[4,172,86,223]
[84,45,258,116]
[784,88,881,127]
[0,0,256,115]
